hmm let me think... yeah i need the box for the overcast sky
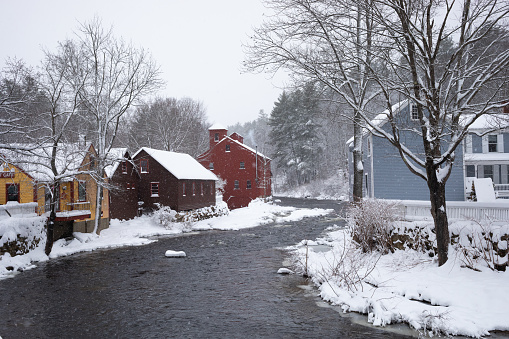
[0,0,287,125]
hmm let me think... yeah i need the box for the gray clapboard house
[463,114,509,198]
[347,100,465,201]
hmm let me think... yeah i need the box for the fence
[396,200,509,220]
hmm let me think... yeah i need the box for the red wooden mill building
[197,124,272,209]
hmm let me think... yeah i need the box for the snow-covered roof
[346,100,408,146]
[104,148,129,178]
[133,147,218,181]
[227,136,271,160]
[464,114,509,132]
[209,123,227,131]
[464,153,509,163]
[0,144,90,182]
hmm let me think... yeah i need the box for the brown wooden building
[106,149,140,221]
[133,147,217,213]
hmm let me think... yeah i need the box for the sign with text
[0,171,15,178]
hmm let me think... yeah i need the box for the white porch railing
[395,200,509,220]
[494,184,509,199]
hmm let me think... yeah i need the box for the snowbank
[291,220,509,338]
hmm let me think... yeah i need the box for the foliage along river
[0,197,414,338]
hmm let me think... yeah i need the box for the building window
[411,104,419,120]
[121,161,127,174]
[484,165,494,180]
[192,182,196,196]
[247,180,252,189]
[201,182,204,196]
[225,144,230,152]
[240,161,245,169]
[183,182,186,196]
[209,162,214,170]
[140,159,149,173]
[488,135,498,152]
[151,182,159,197]
[127,183,131,190]
[89,155,96,169]
[6,183,19,202]
[78,181,87,201]
[466,165,475,178]
[234,180,239,190]
[214,133,219,141]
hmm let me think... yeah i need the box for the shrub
[347,199,401,253]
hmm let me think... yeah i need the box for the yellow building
[0,144,109,237]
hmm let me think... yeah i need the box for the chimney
[208,124,228,149]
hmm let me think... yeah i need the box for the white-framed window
[234,180,239,190]
[192,182,196,196]
[411,104,419,120]
[214,133,219,141]
[488,135,498,152]
[182,182,186,196]
[151,182,159,197]
[140,159,149,173]
[209,162,214,170]
[78,181,87,201]
[484,165,494,180]
[225,144,230,152]
[121,161,127,174]
[240,161,245,169]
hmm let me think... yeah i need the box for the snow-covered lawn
[0,199,332,280]
[290,219,509,338]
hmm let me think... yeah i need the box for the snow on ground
[274,172,349,201]
[0,199,332,280]
[290,219,509,338]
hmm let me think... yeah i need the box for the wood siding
[134,150,215,212]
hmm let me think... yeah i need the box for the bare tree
[128,97,209,157]
[67,18,163,233]
[363,0,509,265]
[244,0,380,201]
[0,59,42,143]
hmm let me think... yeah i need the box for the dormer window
[488,135,498,152]
[411,104,419,120]
[215,133,219,141]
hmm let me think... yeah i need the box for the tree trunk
[93,183,103,235]
[427,169,450,266]
[44,210,56,256]
[352,111,364,202]
[44,184,59,256]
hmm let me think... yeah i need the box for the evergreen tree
[269,84,323,186]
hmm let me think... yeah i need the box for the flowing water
[0,198,417,338]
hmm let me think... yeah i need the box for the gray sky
[0,0,287,125]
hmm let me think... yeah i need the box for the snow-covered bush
[347,199,401,253]
[151,202,229,231]
[453,218,509,271]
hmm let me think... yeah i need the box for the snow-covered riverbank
[0,199,332,280]
[290,218,509,338]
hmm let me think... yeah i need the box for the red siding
[198,132,271,209]
[109,155,140,221]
